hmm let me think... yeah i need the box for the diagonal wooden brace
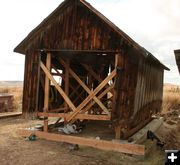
[80,84,114,114]
[40,61,77,112]
[81,63,113,95]
[66,69,116,122]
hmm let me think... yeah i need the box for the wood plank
[69,84,81,98]
[40,61,77,112]
[115,125,121,139]
[18,130,145,156]
[38,49,120,54]
[44,53,51,112]
[35,54,41,112]
[72,89,85,104]
[64,59,70,112]
[38,112,110,121]
[44,119,48,132]
[66,69,116,122]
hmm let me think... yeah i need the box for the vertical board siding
[23,51,39,118]
[133,57,163,121]
[112,49,139,123]
[24,1,124,53]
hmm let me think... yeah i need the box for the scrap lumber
[18,129,145,156]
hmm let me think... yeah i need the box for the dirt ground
[0,116,179,165]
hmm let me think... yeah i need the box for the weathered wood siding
[24,0,127,52]
[132,57,164,126]
[111,51,164,128]
[134,58,163,114]
[22,51,39,118]
[112,49,139,124]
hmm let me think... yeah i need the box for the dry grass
[0,83,179,114]
[0,86,23,112]
[162,84,180,113]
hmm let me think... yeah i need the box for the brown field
[0,83,179,165]
[163,83,180,111]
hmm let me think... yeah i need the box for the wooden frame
[40,57,116,124]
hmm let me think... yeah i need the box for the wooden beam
[49,117,62,131]
[64,60,70,112]
[69,84,81,98]
[40,61,77,112]
[51,72,64,77]
[44,119,48,132]
[38,112,110,121]
[37,49,119,54]
[44,53,51,112]
[73,89,85,104]
[18,130,145,156]
[66,69,116,122]
[115,126,121,139]
[35,54,41,112]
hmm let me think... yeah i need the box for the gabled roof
[174,49,180,73]
[14,0,169,70]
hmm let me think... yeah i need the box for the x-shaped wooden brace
[58,58,112,114]
[81,63,113,95]
[40,59,116,122]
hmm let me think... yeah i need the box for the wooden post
[35,54,41,113]
[43,53,51,132]
[44,119,48,132]
[112,53,124,139]
[64,60,70,112]
[115,125,121,139]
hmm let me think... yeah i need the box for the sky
[0,0,180,85]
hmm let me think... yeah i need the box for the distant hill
[0,81,23,87]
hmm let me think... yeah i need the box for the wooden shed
[174,49,180,74]
[14,0,169,139]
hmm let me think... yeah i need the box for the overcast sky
[0,0,180,85]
